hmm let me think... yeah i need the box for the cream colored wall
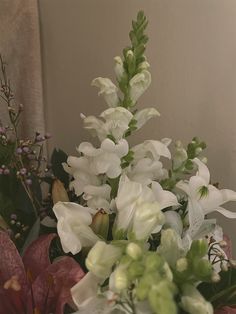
[39,0,236,250]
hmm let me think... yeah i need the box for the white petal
[151,181,179,209]
[92,77,119,107]
[147,140,171,159]
[134,108,160,130]
[71,272,101,308]
[193,158,210,184]
[216,206,236,218]
[129,70,151,104]
[221,189,236,203]
[114,139,129,158]
[164,211,183,235]
[78,142,100,157]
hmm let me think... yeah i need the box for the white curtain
[0,0,45,138]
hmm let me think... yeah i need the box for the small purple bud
[25,179,32,186]
[0,127,6,134]
[27,154,35,160]
[3,169,9,175]
[10,214,17,220]
[20,168,27,175]
[16,147,23,154]
[36,135,45,142]
[45,133,51,139]
[22,146,29,153]
[0,169,3,175]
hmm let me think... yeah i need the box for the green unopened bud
[128,261,144,280]
[126,242,142,260]
[91,209,109,239]
[188,239,208,259]
[192,258,212,279]
[148,282,177,314]
[144,253,164,272]
[111,267,129,292]
[176,258,188,272]
[52,179,69,204]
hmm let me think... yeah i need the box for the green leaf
[20,217,40,255]
[0,141,15,165]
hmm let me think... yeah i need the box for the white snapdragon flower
[83,184,111,211]
[177,158,236,237]
[86,241,122,279]
[79,138,129,178]
[181,284,213,314]
[129,70,151,104]
[82,107,159,142]
[53,202,99,255]
[100,107,133,140]
[127,139,171,185]
[115,175,178,239]
[82,107,132,142]
[80,114,107,142]
[92,77,119,107]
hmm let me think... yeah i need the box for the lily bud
[126,242,142,260]
[188,239,208,259]
[90,209,109,239]
[52,179,69,204]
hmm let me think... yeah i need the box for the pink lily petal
[23,233,57,281]
[30,256,84,314]
[215,307,236,314]
[223,234,232,259]
[0,231,28,297]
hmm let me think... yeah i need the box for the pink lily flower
[0,231,84,314]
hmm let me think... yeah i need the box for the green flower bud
[176,258,188,272]
[148,281,177,314]
[188,239,208,259]
[126,242,142,260]
[136,272,161,300]
[192,258,212,280]
[110,266,129,292]
[127,261,145,280]
[144,253,164,272]
[90,210,109,239]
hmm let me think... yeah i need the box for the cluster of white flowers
[52,12,236,314]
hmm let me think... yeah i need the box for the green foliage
[198,268,236,309]
[0,141,15,165]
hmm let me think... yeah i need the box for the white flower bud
[176,258,188,272]
[126,243,142,260]
[114,56,125,81]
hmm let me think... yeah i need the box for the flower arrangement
[1,10,236,314]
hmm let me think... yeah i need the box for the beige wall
[39,0,236,250]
